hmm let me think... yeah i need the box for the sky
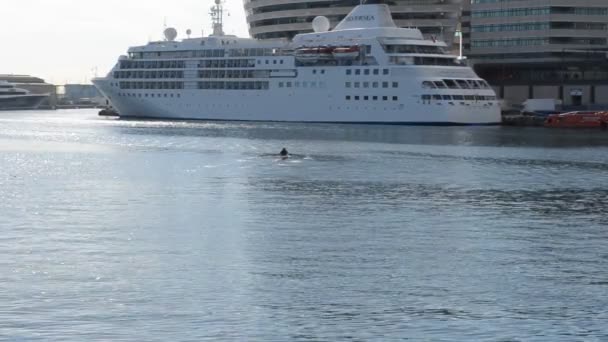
[1,0,250,84]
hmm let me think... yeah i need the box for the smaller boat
[295,47,333,63]
[332,46,360,59]
[544,111,608,129]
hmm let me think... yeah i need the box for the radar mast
[210,0,225,36]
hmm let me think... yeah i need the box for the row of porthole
[117,93,182,98]
[346,68,390,76]
[346,95,399,101]
[346,81,398,89]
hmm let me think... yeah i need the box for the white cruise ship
[93,0,501,125]
[0,80,49,111]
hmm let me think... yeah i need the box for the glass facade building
[463,0,608,108]
[244,0,463,43]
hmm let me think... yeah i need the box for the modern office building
[244,0,463,43]
[463,0,608,108]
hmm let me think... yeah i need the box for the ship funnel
[334,2,396,31]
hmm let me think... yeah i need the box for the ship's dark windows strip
[0,91,26,95]
[198,81,269,90]
[114,70,184,79]
[120,60,186,69]
[198,70,270,78]
[383,45,447,54]
[119,81,184,90]
[199,59,257,68]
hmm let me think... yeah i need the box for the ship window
[422,95,431,100]
[279,82,284,88]
[453,95,464,100]
[392,82,398,88]
[346,82,351,88]
[321,70,325,74]
[177,94,181,98]
[373,96,378,101]
[280,60,284,64]
[313,70,317,74]
[393,96,398,101]
[373,69,379,75]
[382,96,388,101]
[311,82,317,88]
[382,82,389,88]
[295,82,300,87]
[433,81,447,89]
[355,69,361,75]
[364,69,370,75]
[287,82,292,88]
[303,82,308,88]
[422,81,435,89]
[346,95,351,100]
[355,96,360,100]
[354,82,360,88]
[443,79,459,89]
[383,69,389,75]
[464,95,474,100]
[346,69,352,75]
[456,80,470,89]
[363,82,369,88]
[265,60,269,64]
[432,95,442,100]
[170,94,173,97]
[442,95,452,100]
[364,96,369,101]
[273,60,277,64]
[372,82,378,88]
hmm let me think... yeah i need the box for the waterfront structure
[0,80,49,110]
[62,84,105,106]
[463,0,608,108]
[244,0,463,43]
[93,1,500,124]
[0,75,57,109]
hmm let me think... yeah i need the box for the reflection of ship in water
[0,80,49,111]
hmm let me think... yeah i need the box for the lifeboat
[295,47,333,63]
[544,111,608,129]
[332,46,360,59]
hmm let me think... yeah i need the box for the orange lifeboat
[544,111,608,129]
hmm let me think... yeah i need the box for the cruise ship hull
[94,70,501,125]
[0,94,48,111]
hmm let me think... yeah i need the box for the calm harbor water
[1,109,608,341]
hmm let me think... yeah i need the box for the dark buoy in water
[280,148,289,158]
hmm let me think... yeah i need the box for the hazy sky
[1,0,250,84]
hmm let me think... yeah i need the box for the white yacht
[0,80,49,111]
[93,0,501,125]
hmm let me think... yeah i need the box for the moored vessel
[93,0,501,125]
[544,111,608,129]
[0,80,49,111]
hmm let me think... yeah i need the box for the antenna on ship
[210,0,225,36]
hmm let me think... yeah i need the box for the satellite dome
[186,29,192,37]
[312,16,330,33]
[164,27,178,41]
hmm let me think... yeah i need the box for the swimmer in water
[280,148,289,158]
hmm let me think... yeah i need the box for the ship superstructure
[0,80,49,111]
[93,1,501,124]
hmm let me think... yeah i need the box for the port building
[244,0,464,43]
[463,0,608,109]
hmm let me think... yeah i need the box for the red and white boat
[544,111,608,129]
[332,46,360,59]
[295,47,333,63]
